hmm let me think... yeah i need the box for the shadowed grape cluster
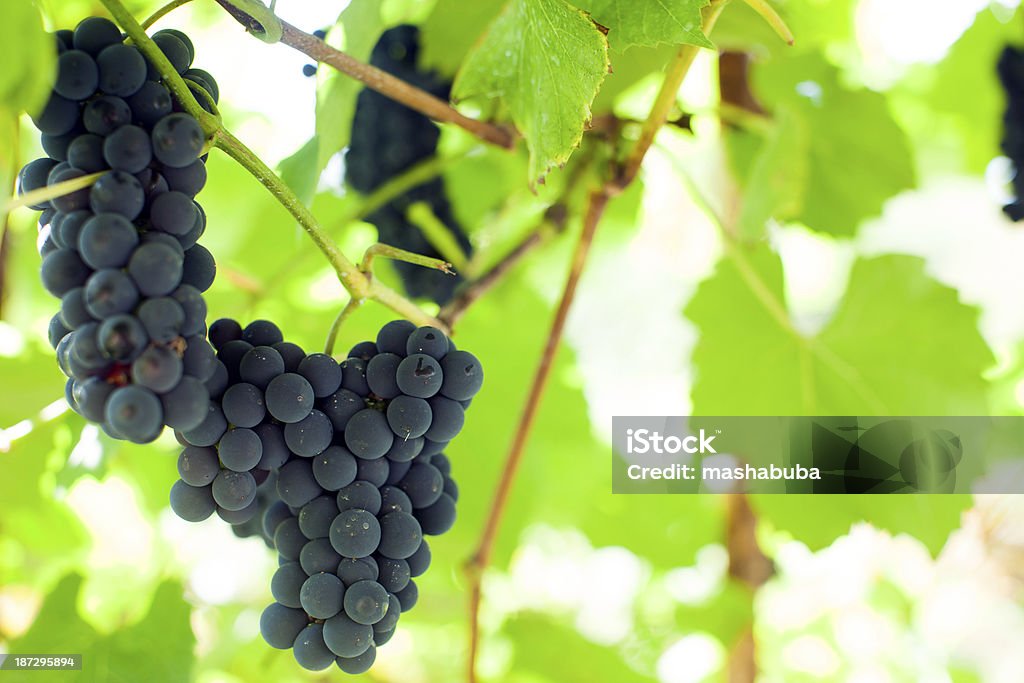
[20,18,220,443]
[345,25,472,305]
[999,46,1024,221]
[169,318,482,673]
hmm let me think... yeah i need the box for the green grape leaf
[10,575,195,683]
[580,0,713,51]
[314,0,384,170]
[685,249,992,553]
[734,105,809,241]
[505,614,652,683]
[749,54,916,236]
[453,0,610,183]
[921,6,1017,173]
[277,135,320,206]
[420,0,506,75]
[0,1,55,119]
[752,495,971,555]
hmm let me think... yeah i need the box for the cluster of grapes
[346,25,472,305]
[169,318,482,672]
[19,18,220,443]
[999,46,1024,221]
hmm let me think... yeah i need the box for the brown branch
[439,205,568,329]
[213,1,515,150]
[725,493,774,683]
[465,188,610,683]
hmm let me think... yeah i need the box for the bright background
[2,0,1024,682]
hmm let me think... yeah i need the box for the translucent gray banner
[611,417,1024,493]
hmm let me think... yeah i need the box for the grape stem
[3,171,106,213]
[210,0,517,150]
[98,0,447,330]
[463,3,729,681]
[406,202,471,274]
[324,297,364,356]
[140,0,196,30]
[742,0,795,45]
[359,243,455,276]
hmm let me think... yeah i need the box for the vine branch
[464,4,729,680]
[211,1,516,150]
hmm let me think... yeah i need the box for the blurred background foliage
[2,0,1024,681]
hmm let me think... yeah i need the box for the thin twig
[325,297,364,356]
[4,171,105,213]
[465,189,610,683]
[438,207,567,328]
[212,1,515,150]
[406,202,471,273]
[141,0,196,29]
[360,243,455,275]
[742,0,795,45]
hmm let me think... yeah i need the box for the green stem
[141,0,196,29]
[742,0,795,45]
[99,0,218,135]
[325,298,364,355]
[212,129,370,295]
[407,202,471,273]
[4,171,105,213]
[360,243,455,275]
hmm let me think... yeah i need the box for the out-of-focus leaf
[315,0,384,170]
[453,0,610,183]
[10,574,195,683]
[0,1,55,119]
[420,0,506,76]
[580,0,713,51]
[276,136,320,207]
[748,54,915,236]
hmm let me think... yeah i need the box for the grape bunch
[1000,46,1024,221]
[19,17,221,443]
[168,318,482,673]
[346,25,473,305]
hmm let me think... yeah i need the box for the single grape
[150,191,198,235]
[394,580,418,612]
[300,538,343,576]
[376,319,416,355]
[242,319,284,346]
[83,95,131,135]
[343,580,388,625]
[336,556,378,586]
[97,313,148,362]
[67,133,107,172]
[103,124,152,173]
[212,469,257,511]
[239,345,285,389]
[440,350,483,400]
[181,402,228,447]
[377,558,410,593]
[169,480,215,522]
[405,326,448,359]
[322,613,373,658]
[274,341,306,372]
[89,170,144,219]
[72,377,114,422]
[385,395,432,440]
[170,285,206,336]
[298,496,338,539]
[335,644,376,674]
[152,32,191,74]
[379,486,413,515]
[130,344,183,392]
[160,376,209,431]
[406,540,431,577]
[177,445,220,486]
[263,500,292,540]
[79,213,139,269]
[300,572,346,620]
[335,481,381,515]
[292,624,335,672]
[424,395,465,442]
[221,382,266,429]
[271,562,308,609]
[377,511,422,560]
[284,409,333,457]
[128,241,184,297]
[41,248,90,298]
[320,388,365,432]
[373,595,401,633]
[344,408,394,459]
[151,113,204,167]
[274,517,307,562]
[181,244,216,292]
[276,459,322,508]
[395,354,442,399]
[105,384,163,443]
[366,352,402,399]
[329,509,381,559]
[208,318,242,349]
[339,357,369,395]
[160,159,206,197]
[297,353,343,398]
[96,44,147,97]
[348,341,378,361]
[312,445,358,491]
[60,287,93,329]
[127,80,172,127]
[218,427,262,472]
[55,49,99,100]
[266,373,315,423]
[260,603,309,650]
[254,422,290,470]
[398,463,444,509]
[32,94,79,136]
[73,17,121,56]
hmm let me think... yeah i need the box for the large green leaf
[748,54,916,236]
[919,6,1018,173]
[420,0,506,75]
[580,0,712,51]
[0,1,55,119]
[685,248,991,553]
[453,0,610,183]
[314,0,384,170]
[10,574,195,683]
